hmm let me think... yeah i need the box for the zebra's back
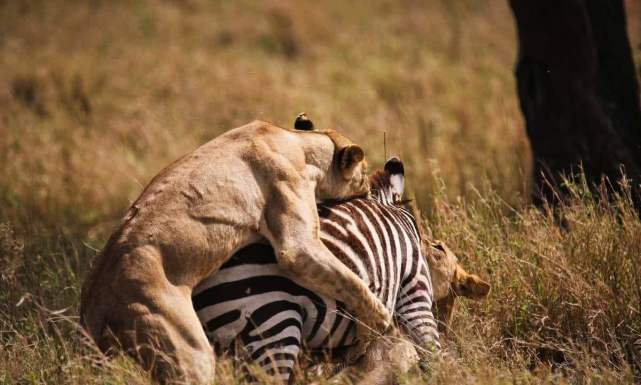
[192,224,361,351]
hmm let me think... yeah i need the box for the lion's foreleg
[308,331,419,385]
[262,184,391,337]
[330,331,419,385]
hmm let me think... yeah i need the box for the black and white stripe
[192,158,439,382]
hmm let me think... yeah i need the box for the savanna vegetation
[1,1,641,384]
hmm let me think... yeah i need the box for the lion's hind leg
[105,246,216,384]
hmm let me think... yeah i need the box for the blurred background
[1,1,641,384]
[1,0,639,234]
[1,0,535,235]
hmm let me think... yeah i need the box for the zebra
[192,157,439,383]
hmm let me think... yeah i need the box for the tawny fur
[425,239,491,336]
[79,120,392,384]
[408,201,490,334]
[309,328,419,385]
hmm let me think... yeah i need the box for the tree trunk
[509,0,641,206]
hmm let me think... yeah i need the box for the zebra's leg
[243,314,303,385]
[395,262,441,356]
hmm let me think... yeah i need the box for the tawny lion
[80,120,391,384]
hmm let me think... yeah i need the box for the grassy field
[1,0,641,384]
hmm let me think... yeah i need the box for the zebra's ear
[384,157,405,197]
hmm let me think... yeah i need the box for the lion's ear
[455,269,491,300]
[425,241,446,264]
[294,113,314,131]
[337,145,365,178]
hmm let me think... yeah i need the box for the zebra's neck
[318,196,422,311]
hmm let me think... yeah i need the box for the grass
[1,0,641,384]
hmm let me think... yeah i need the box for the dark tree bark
[509,0,641,206]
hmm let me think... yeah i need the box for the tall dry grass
[1,0,641,384]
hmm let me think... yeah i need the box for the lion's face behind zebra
[192,157,438,383]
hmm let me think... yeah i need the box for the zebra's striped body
[192,159,439,382]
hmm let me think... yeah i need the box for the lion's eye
[432,243,445,252]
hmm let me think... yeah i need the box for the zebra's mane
[369,166,425,246]
[369,169,402,205]
[369,169,390,192]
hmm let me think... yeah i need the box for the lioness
[80,120,391,384]
[427,240,490,337]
